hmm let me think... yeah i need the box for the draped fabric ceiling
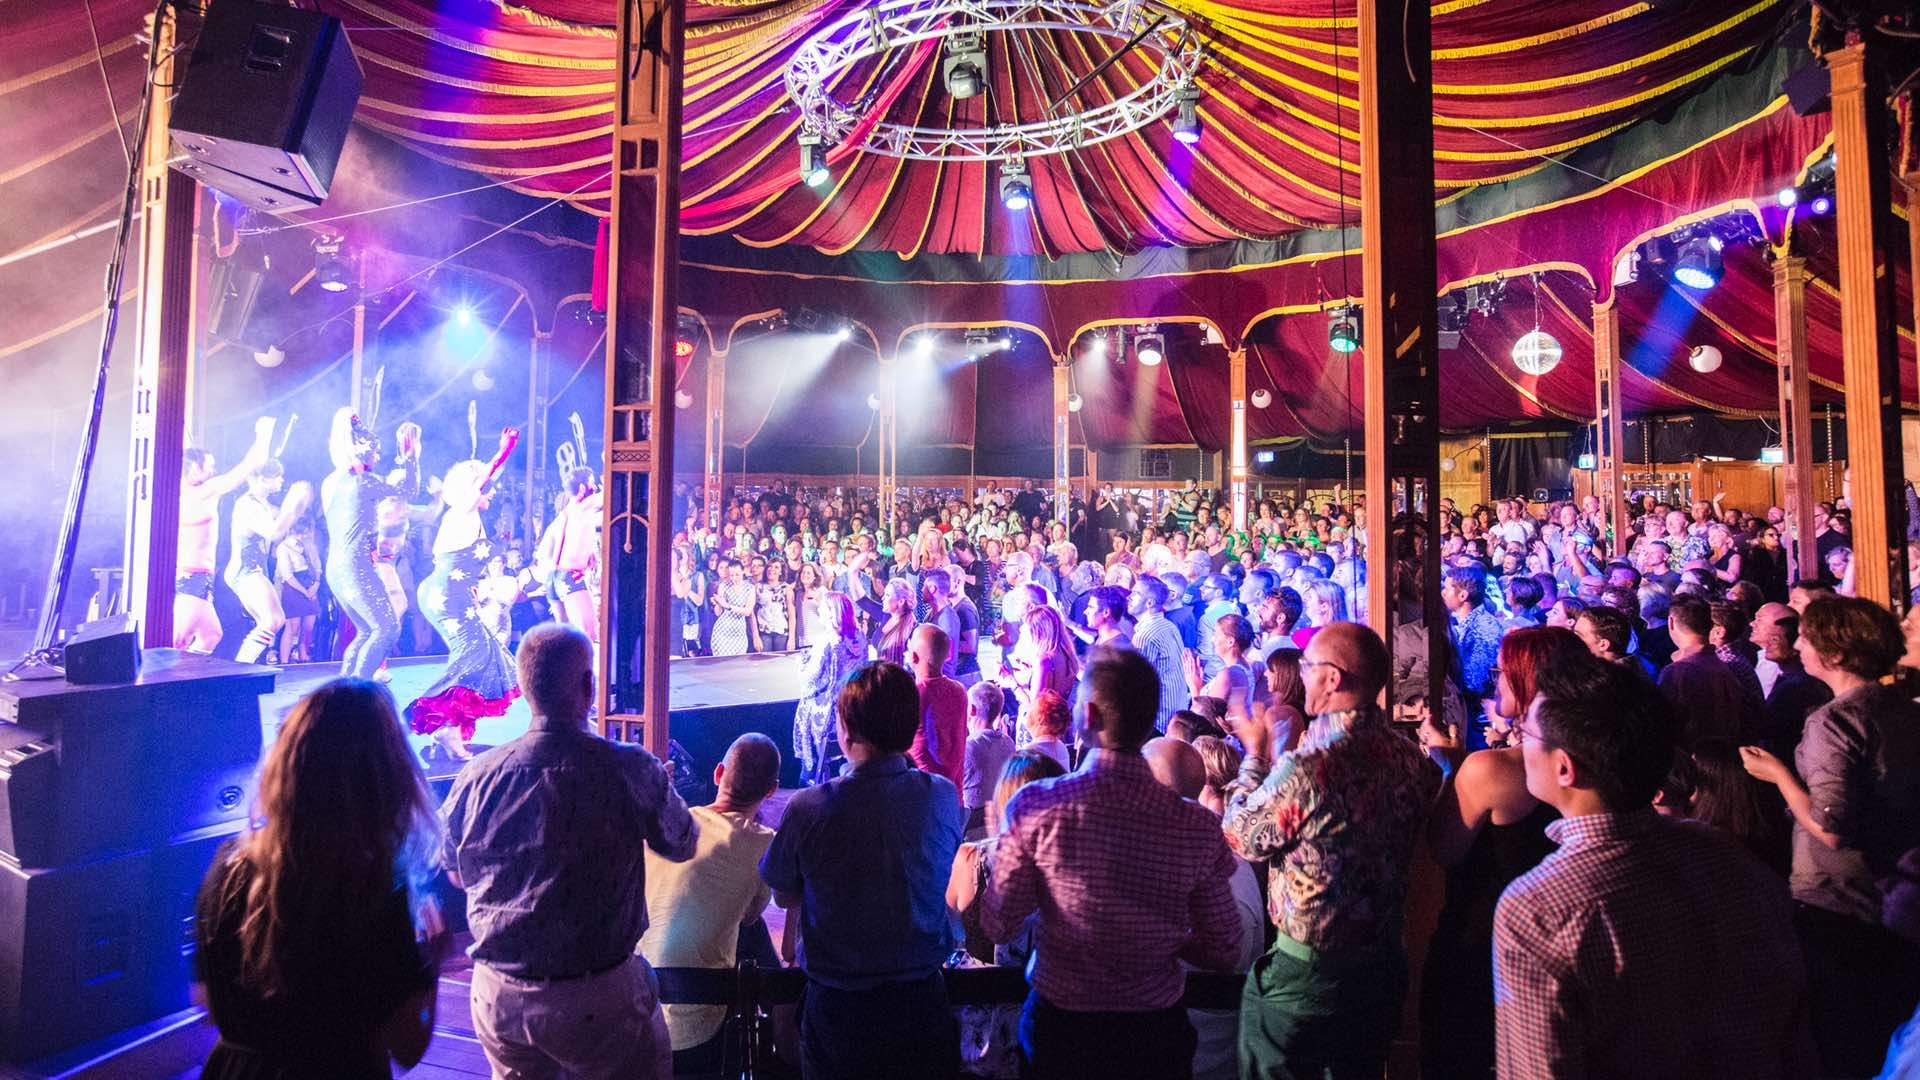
[4,0,1915,463]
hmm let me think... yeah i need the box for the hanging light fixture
[797,132,830,187]
[1135,332,1165,366]
[1510,272,1562,376]
[942,33,986,98]
[1688,344,1723,373]
[1671,234,1723,290]
[313,234,352,292]
[999,159,1032,212]
[675,389,694,409]
[1171,81,1202,145]
[1250,388,1271,408]
[1327,307,1360,354]
[1067,392,1083,412]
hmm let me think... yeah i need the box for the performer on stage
[536,466,602,645]
[174,417,275,652]
[223,459,313,664]
[322,409,420,680]
[794,591,865,785]
[407,428,520,761]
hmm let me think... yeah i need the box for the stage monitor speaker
[63,614,140,686]
[169,2,363,210]
[1782,60,1830,117]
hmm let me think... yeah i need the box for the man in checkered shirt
[1493,652,1814,1078]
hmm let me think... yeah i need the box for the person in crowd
[1292,579,1349,649]
[1258,648,1308,758]
[962,680,1015,834]
[1443,563,1504,716]
[906,623,969,790]
[1184,612,1257,721]
[1739,597,1920,1075]
[194,679,444,1078]
[1022,688,1074,770]
[1419,626,1584,1080]
[1874,846,1920,1078]
[440,623,696,1080]
[1637,583,1676,670]
[1193,574,1240,681]
[756,557,794,651]
[1658,596,1763,741]
[1495,652,1812,1078]
[638,734,782,1074]
[1006,601,1079,726]
[1749,601,1831,755]
[983,646,1244,1080]
[708,556,756,656]
[923,567,981,682]
[1223,623,1442,1077]
[948,749,1069,1001]
[1685,736,1789,878]
[794,592,866,785]
[1130,575,1191,730]
[1081,583,1133,649]
[1141,736,1267,1080]
[761,661,966,1080]
[1573,603,1649,677]
[872,577,916,665]
[1502,574,1546,630]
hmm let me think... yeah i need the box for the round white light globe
[471,370,495,392]
[1688,345,1723,373]
[1250,388,1272,409]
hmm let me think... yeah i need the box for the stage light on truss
[313,235,351,292]
[798,133,831,187]
[1809,194,1833,214]
[1084,332,1109,359]
[1067,392,1083,412]
[1000,160,1032,212]
[1671,235,1722,290]
[1171,81,1202,144]
[1327,307,1360,354]
[833,324,853,343]
[1776,187,1798,208]
[943,33,986,98]
[455,305,475,326]
[909,333,935,362]
[1135,333,1165,366]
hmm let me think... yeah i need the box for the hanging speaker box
[169,2,363,210]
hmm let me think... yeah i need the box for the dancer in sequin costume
[322,409,420,679]
[405,428,520,761]
[223,459,313,664]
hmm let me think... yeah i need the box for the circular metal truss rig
[784,0,1205,162]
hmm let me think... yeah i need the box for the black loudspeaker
[63,614,140,685]
[1782,60,1830,117]
[169,2,363,212]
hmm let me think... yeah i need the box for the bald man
[1222,622,1441,1077]
[1144,737,1207,800]
[906,623,969,788]
[640,734,782,1071]
[1749,602,1831,755]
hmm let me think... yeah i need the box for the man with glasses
[1494,653,1811,1077]
[1221,623,1440,1077]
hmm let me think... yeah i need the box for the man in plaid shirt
[1494,653,1813,1078]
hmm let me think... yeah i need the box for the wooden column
[120,7,196,648]
[1229,346,1249,531]
[1358,0,1443,676]
[598,0,684,752]
[703,347,726,530]
[1773,256,1816,585]
[1593,300,1627,552]
[1829,41,1907,609]
[349,258,367,414]
[1052,357,1071,525]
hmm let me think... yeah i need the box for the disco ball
[1511,330,1562,376]
[1688,345,1723,373]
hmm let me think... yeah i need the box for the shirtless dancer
[535,466,602,645]
[174,417,276,652]
[223,459,313,663]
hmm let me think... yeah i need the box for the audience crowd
[192,475,1920,1080]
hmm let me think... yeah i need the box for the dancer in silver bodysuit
[322,409,420,679]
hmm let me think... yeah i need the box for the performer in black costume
[406,428,520,761]
[322,409,420,679]
[224,459,313,664]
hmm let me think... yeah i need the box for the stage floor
[261,650,809,777]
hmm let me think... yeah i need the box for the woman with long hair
[796,561,829,648]
[1290,579,1348,649]
[757,557,794,652]
[793,592,866,785]
[405,431,521,761]
[321,410,420,680]
[1183,613,1256,722]
[194,679,444,1078]
[1257,648,1308,757]
[1006,602,1079,739]
[1688,737,1788,877]
[1418,626,1589,1080]
[873,577,916,665]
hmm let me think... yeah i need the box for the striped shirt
[1130,610,1190,730]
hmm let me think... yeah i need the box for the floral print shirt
[1221,706,1440,950]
